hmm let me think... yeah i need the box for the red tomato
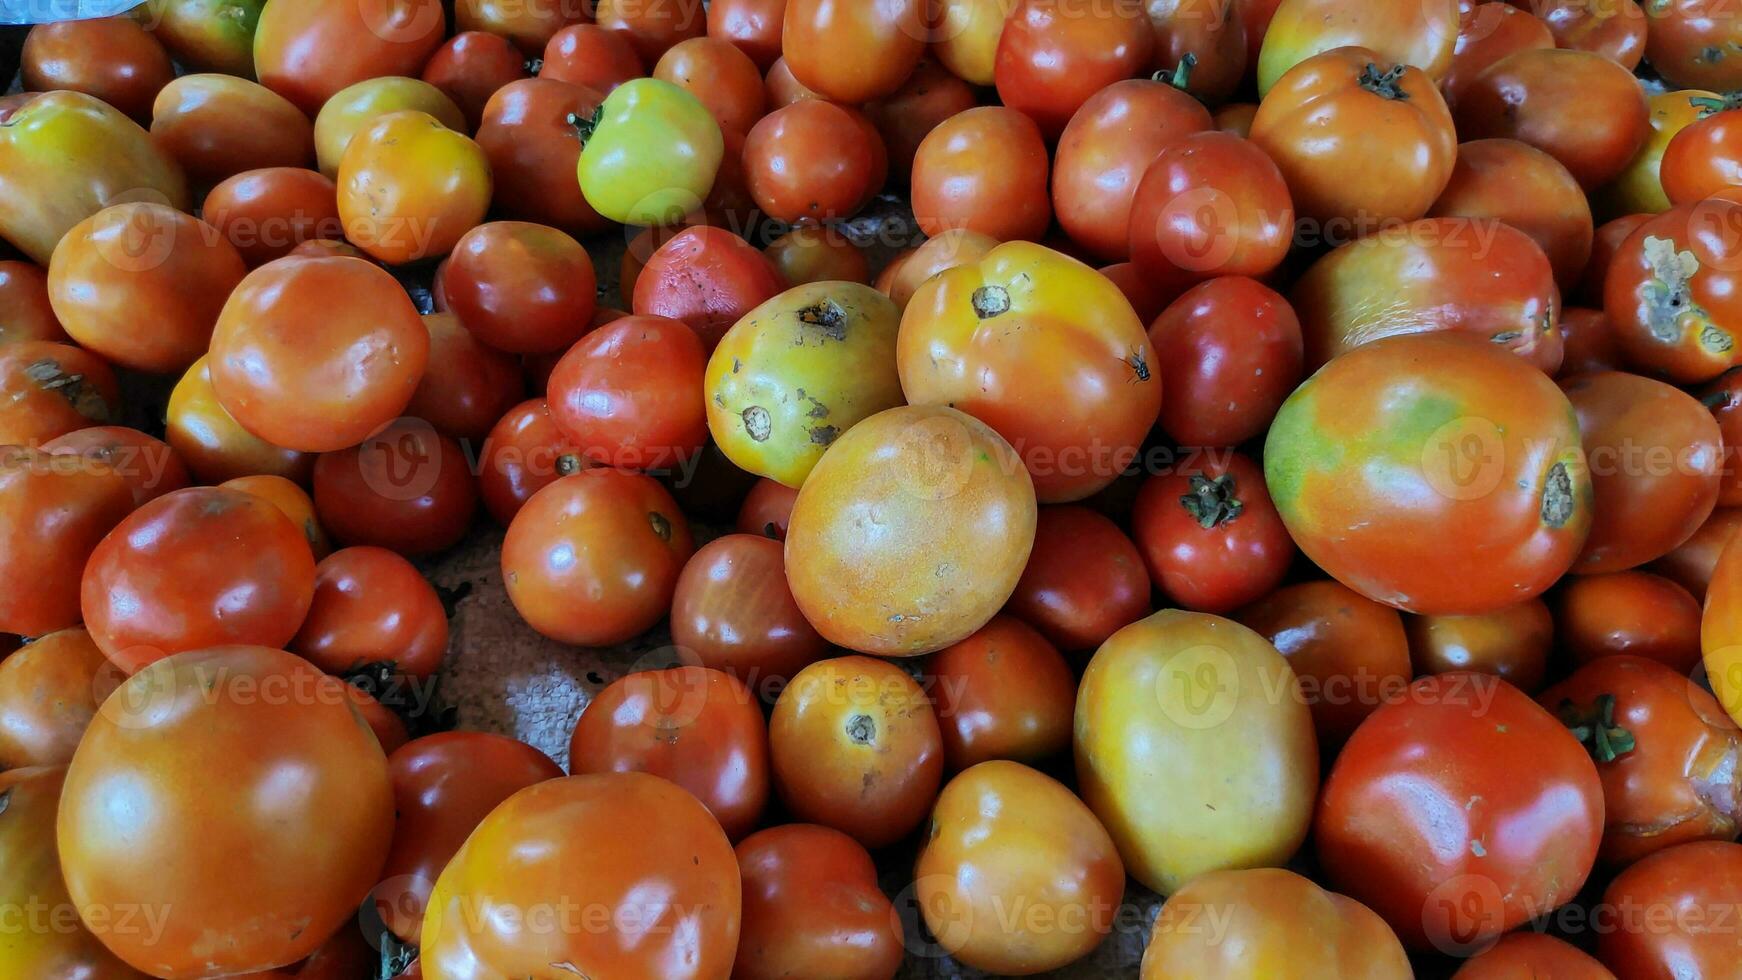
[1555,570,1702,672]
[312,419,479,557]
[861,58,978,183]
[148,75,314,185]
[1601,842,1742,977]
[546,314,708,471]
[478,398,587,526]
[764,226,871,286]
[456,0,586,55]
[1405,599,1554,693]
[0,341,120,446]
[884,231,999,310]
[1531,0,1645,69]
[710,0,787,69]
[1317,674,1603,953]
[1128,130,1295,292]
[222,473,331,560]
[476,78,612,235]
[43,426,188,507]
[1132,450,1294,614]
[655,36,767,137]
[422,31,530,131]
[0,627,122,769]
[595,0,706,63]
[1581,212,1652,307]
[405,312,524,443]
[1008,505,1150,652]
[1641,0,1742,90]
[911,106,1051,242]
[539,23,645,94]
[733,824,903,980]
[1454,48,1648,189]
[442,220,598,355]
[1559,307,1622,377]
[1429,137,1594,290]
[743,101,887,224]
[202,167,343,267]
[1652,506,1742,600]
[570,666,770,840]
[22,17,173,121]
[923,614,1076,771]
[763,55,823,107]
[995,0,1156,139]
[254,0,447,115]
[292,546,448,680]
[1603,200,1742,383]
[1442,3,1554,112]
[1150,275,1304,448]
[1149,0,1249,105]
[0,259,67,346]
[669,533,827,686]
[1452,932,1615,979]
[632,226,785,351]
[736,477,798,540]
[780,0,924,103]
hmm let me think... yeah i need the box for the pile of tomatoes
[11,0,1742,977]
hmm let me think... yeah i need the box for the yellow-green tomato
[576,77,724,226]
[313,76,466,177]
[915,760,1125,975]
[1074,609,1319,894]
[706,281,905,488]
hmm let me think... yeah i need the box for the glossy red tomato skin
[374,732,562,944]
[1652,506,1742,600]
[477,78,613,236]
[312,419,479,558]
[710,0,786,69]
[924,614,1076,771]
[253,0,448,115]
[0,340,120,446]
[862,59,978,183]
[669,533,827,685]
[22,17,174,121]
[733,824,903,980]
[1603,200,1742,383]
[1443,3,1555,113]
[422,31,530,132]
[1451,931,1615,979]
[1597,841,1742,976]
[995,0,1156,139]
[595,0,706,63]
[632,227,785,351]
[570,666,771,840]
[1151,276,1304,448]
[43,426,189,508]
[203,167,342,267]
[1455,48,1648,189]
[1008,505,1150,652]
[1051,79,1213,262]
[911,106,1052,242]
[1556,570,1702,672]
[546,314,708,472]
[163,355,315,487]
[1405,599,1554,693]
[656,36,768,138]
[1317,673,1603,953]
[1133,452,1294,614]
[292,546,449,680]
[81,486,315,673]
[1128,131,1295,292]
[539,24,645,94]
[442,221,598,355]
[780,0,924,103]
[0,260,67,346]
[744,101,887,225]
[1566,371,1722,573]
[1581,213,1652,307]
[1559,307,1622,377]
[0,449,135,638]
[478,398,586,525]
[1429,137,1594,290]
[148,74,315,185]
[736,477,798,540]
[502,469,694,646]
[406,312,524,443]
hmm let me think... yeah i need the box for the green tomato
[575,78,724,227]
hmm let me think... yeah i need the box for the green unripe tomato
[575,78,724,227]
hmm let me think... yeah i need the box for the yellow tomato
[1257,0,1459,94]
[336,110,491,265]
[931,0,1018,86]
[312,76,466,177]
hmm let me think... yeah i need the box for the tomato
[338,110,491,265]
[22,17,173,122]
[165,355,314,485]
[1643,0,1742,90]
[1567,371,1722,573]
[1556,571,1702,672]
[423,31,529,132]
[764,226,871,286]
[912,107,1051,242]
[595,0,706,62]
[655,37,767,137]
[39,428,183,511]
[632,226,785,351]
[476,79,611,236]
[1265,333,1592,614]
[1442,3,1554,113]
[421,772,739,978]
[916,761,1124,974]
[0,260,66,346]
[1009,506,1150,652]
[1701,364,1742,483]
[1099,260,1178,326]
[441,223,598,359]
[455,0,585,54]
[547,314,708,471]
[1212,101,1257,136]
[222,473,330,559]
[1148,0,1248,106]
[769,654,943,846]
[736,477,798,539]
[1249,48,1456,229]
[80,486,313,672]
[861,58,977,183]
[733,824,903,980]
[0,766,148,979]
[1611,848,1742,980]
[1533,0,1645,68]
[0,91,190,265]
[1405,598,1553,693]
[1075,610,1318,894]
[743,100,886,225]
[405,312,523,443]
[312,419,479,556]
[149,74,312,185]
[1653,505,1742,599]
[1150,276,1303,447]
[898,241,1161,502]
[502,469,693,646]
[1451,932,1615,980]
[1603,200,1742,382]
[781,0,924,103]
[669,533,826,685]
[1455,48,1649,189]
[1663,97,1742,208]
[253,0,447,116]
[709,0,787,70]
[933,0,1017,86]
[1318,673,1602,952]
[0,340,118,446]
[1701,529,1742,725]
[540,23,645,93]
[1601,90,1713,218]
[59,646,394,978]
[1051,79,1213,261]
[1430,138,1593,290]
[1558,308,1623,377]
[478,398,586,525]
[48,202,246,374]
[1129,130,1295,295]
[995,0,1155,139]
[1131,451,1294,614]
[577,77,724,226]
[146,0,265,76]
[706,281,904,487]
[1256,0,1458,94]
[290,546,448,681]
[202,167,342,266]
[571,666,770,840]
[312,76,466,179]
[1141,868,1411,979]
[924,615,1075,770]
[1582,212,1653,306]
[1237,580,1412,749]
[373,732,561,944]
[0,628,122,768]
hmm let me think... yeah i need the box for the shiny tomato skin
[22,16,174,121]
[373,732,562,944]
[1601,89,1712,218]
[420,772,740,979]
[476,78,612,236]
[1256,0,1458,94]
[0,260,67,346]
[1128,130,1294,292]
[43,426,190,508]
[995,0,1155,139]
[1558,308,1623,377]
[743,101,886,225]
[1597,841,1742,976]
[595,0,706,63]
[253,0,447,115]
[149,74,313,185]
[923,614,1076,771]
[421,31,529,131]
[1317,673,1603,952]
[1643,0,1742,90]
[546,314,708,472]
[0,628,123,769]
[1454,48,1649,189]
[733,824,903,980]
[1150,275,1305,447]
[709,0,787,69]
[1132,451,1293,614]
[336,110,491,265]
[1009,505,1150,652]
[208,256,429,453]
[632,226,785,351]
[1603,200,1742,383]
[764,226,871,287]
[911,106,1051,242]
[1430,137,1593,290]
[58,646,395,979]
[456,0,586,55]
[669,533,827,685]
[769,654,944,847]
[780,0,924,103]
[164,356,314,486]
[202,167,341,267]
[1265,332,1592,614]
[539,23,645,93]
[884,231,999,310]
[1442,3,1554,112]
[1451,931,1615,980]
[292,546,448,680]
[478,398,586,526]
[655,36,767,137]
[1051,79,1213,262]
[406,312,524,444]
[0,341,120,446]
[443,221,597,356]
[1404,598,1554,693]
[1555,570,1702,672]
[311,419,479,557]
[570,666,771,840]
[861,58,978,183]
[313,76,466,179]
[502,469,694,647]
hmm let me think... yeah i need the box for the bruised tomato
[0,341,119,446]
[1603,199,1742,383]
[1442,3,1553,113]
[632,227,785,351]
[43,426,190,507]
[0,627,122,769]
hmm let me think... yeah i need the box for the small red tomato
[1150,276,1304,448]
[43,426,189,507]
[443,221,598,354]
[1555,571,1702,673]
[1454,48,1648,189]
[995,0,1155,139]
[293,546,449,680]
[655,36,768,137]
[744,101,887,225]
[478,398,588,525]
[861,58,978,183]
[312,419,479,557]
[924,614,1076,771]
[780,0,924,103]
[22,17,173,121]
[406,312,525,443]
[540,24,645,94]
[595,0,705,63]
[1598,841,1742,975]
[1128,131,1294,293]
[669,533,827,686]
[911,106,1051,242]
[422,31,530,132]
[1008,505,1150,652]
[736,477,798,540]
[734,824,903,980]
[546,314,708,471]
[632,226,786,351]
[253,0,446,115]
[1132,451,1295,614]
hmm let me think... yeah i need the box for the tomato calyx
[565,105,607,144]
[1180,473,1244,529]
[1689,92,1742,118]
[1558,694,1637,763]
[1154,53,1199,94]
[1356,63,1410,101]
